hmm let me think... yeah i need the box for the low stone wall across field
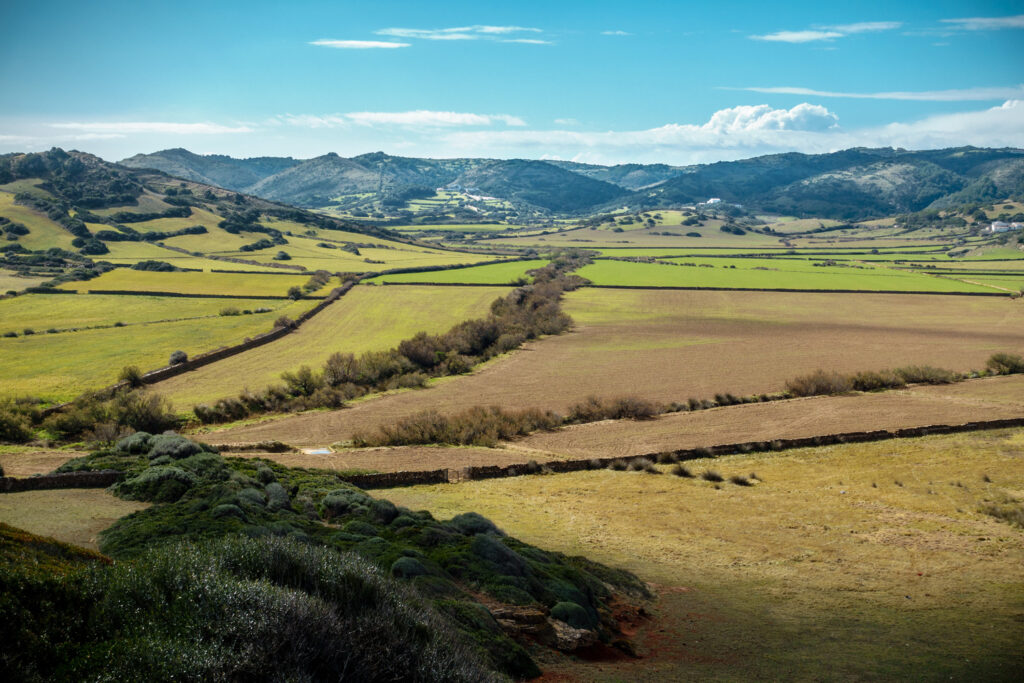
[0,470,123,493]
[341,469,449,489]
[586,284,1011,297]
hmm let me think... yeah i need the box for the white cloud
[275,111,526,128]
[49,121,254,134]
[437,101,1024,165]
[601,30,632,36]
[941,14,1024,31]
[822,21,902,33]
[376,25,542,41]
[751,30,843,43]
[500,38,553,44]
[310,39,409,49]
[554,118,579,126]
[752,20,901,43]
[727,84,1024,101]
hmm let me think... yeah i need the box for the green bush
[986,352,1024,375]
[551,601,595,629]
[114,465,197,502]
[0,408,33,443]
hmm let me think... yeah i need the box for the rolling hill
[120,146,1024,220]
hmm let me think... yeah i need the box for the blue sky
[1,0,1022,164]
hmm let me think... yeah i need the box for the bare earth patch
[0,489,148,550]
[203,290,1024,447]
[0,449,85,477]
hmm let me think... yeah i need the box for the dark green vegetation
[1,523,497,682]
[12,432,648,679]
[122,146,1024,220]
[191,253,585,424]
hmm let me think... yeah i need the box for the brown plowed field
[225,445,561,473]
[0,450,85,477]
[205,289,1024,447]
[513,375,1024,459]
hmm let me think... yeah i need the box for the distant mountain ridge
[121,146,1024,219]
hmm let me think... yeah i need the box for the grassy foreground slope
[381,428,1024,681]
[155,285,510,408]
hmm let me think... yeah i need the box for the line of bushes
[192,251,590,424]
[784,353,1024,397]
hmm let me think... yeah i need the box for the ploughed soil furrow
[205,288,1024,448]
[513,375,1024,460]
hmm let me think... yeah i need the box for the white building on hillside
[988,221,1023,233]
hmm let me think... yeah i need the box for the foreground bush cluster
[192,252,589,425]
[24,432,648,678]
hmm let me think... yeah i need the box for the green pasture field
[0,299,312,401]
[57,269,320,297]
[0,293,286,333]
[0,270,51,292]
[961,245,1024,260]
[155,285,511,409]
[577,259,1000,293]
[91,191,173,216]
[760,217,845,233]
[392,223,513,233]
[592,246,952,259]
[0,190,77,251]
[484,223,783,249]
[365,258,548,285]
[0,178,54,199]
[216,234,498,272]
[902,259,1024,271]
[127,206,226,233]
[96,241,278,271]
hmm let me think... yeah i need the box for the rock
[547,618,598,651]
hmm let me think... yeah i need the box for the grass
[0,489,149,550]
[0,269,51,292]
[0,293,286,332]
[379,428,1024,681]
[57,269,319,297]
[577,259,999,293]
[154,285,509,409]
[366,259,548,285]
[0,190,77,251]
[0,299,312,400]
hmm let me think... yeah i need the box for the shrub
[169,350,188,365]
[219,306,241,316]
[118,365,144,388]
[895,365,958,385]
[986,352,1024,375]
[551,601,595,630]
[0,408,33,443]
[608,459,628,471]
[729,475,753,486]
[785,369,853,397]
[273,250,291,260]
[672,464,694,478]
[392,556,430,578]
[851,370,905,392]
[701,470,724,482]
[114,465,197,502]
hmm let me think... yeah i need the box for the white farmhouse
[705,198,722,205]
[987,221,1023,233]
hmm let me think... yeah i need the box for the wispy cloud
[940,14,1024,31]
[500,38,552,44]
[751,30,844,43]
[275,111,526,128]
[725,84,1024,102]
[50,121,254,134]
[752,21,900,43]
[310,39,409,49]
[554,118,579,126]
[823,21,902,33]
[376,25,543,42]
[601,30,632,36]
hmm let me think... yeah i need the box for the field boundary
[81,289,323,300]
[339,415,1024,488]
[584,284,1011,297]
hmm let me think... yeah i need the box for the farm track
[204,289,1024,447]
